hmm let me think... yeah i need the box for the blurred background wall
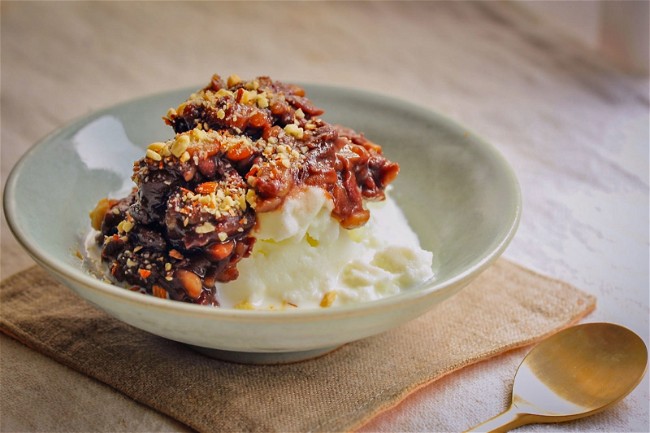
[515,0,649,75]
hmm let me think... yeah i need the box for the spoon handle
[464,405,533,433]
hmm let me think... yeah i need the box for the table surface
[1,2,648,432]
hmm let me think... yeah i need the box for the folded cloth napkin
[0,259,595,433]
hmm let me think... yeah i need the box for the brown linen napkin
[0,259,595,433]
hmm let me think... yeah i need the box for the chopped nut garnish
[227,74,241,87]
[256,93,269,108]
[244,79,260,91]
[178,134,190,146]
[216,88,234,98]
[145,149,162,161]
[170,137,189,158]
[195,222,216,234]
[283,123,304,139]
[117,219,134,233]
[246,189,258,208]
[147,142,167,153]
[320,291,337,308]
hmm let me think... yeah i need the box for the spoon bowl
[466,322,648,432]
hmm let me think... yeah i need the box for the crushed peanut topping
[195,222,216,234]
[320,291,338,308]
[117,219,134,233]
[145,149,162,161]
[283,123,304,139]
[227,74,242,87]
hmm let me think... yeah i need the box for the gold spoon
[465,322,648,432]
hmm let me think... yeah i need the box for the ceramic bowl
[4,84,521,363]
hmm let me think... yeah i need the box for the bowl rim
[3,83,522,322]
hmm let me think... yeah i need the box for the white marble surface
[1,2,648,432]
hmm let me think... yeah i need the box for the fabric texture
[0,259,595,433]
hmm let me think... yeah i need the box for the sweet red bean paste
[90,74,399,305]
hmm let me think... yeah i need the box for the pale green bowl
[4,84,521,363]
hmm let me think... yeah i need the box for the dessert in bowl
[4,75,521,363]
